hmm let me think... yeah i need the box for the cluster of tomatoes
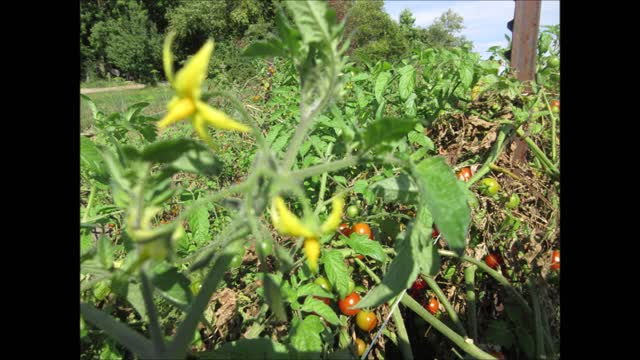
[313,276,377,357]
[484,249,559,272]
[408,276,440,316]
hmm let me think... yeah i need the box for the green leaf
[370,174,419,204]
[80,303,153,358]
[272,131,293,154]
[408,131,434,151]
[141,138,222,176]
[459,65,473,89]
[356,232,418,309]
[151,265,192,306]
[375,71,391,103]
[363,117,416,149]
[301,296,339,325]
[409,209,440,276]
[97,235,113,269]
[81,136,108,181]
[81,94,101,120]
[290,315,324,353]
[296,283,333,299]
[323,250,350,299]
[413,157,470,256]
[404,93,417,117]
[81,228,94,254]
[345,234,386,262]
[398,65,416,100]
[264,273,287,322]
[285,1,330,45]
[515,326,535,358]
[199,338,289,360]
[353,180,368,195]
[243,38,286,58]
[188,205,210,246]
[485,320,515,348]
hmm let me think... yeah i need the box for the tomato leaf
[150,264,193,306]
[370,174,419,204]
[485,320,514,348]
[323,250,350,299]
[345,234,386,262]
[413,157,470,256]
[375,71,391,103]
[398,65,416,100]
[97,235,113,269]
[296,283,333,299]
[141,139,222,176]
[199,338,289,359]
[301,296,339,325]
[81,136,109,183]
[289,315,324,353]
[188,205,210,246]
[264,273,288,322]
[243,38,286,58]
[285,1,330,45]
[355,232,418,309]
[363,117,416,150]
[410,209,441,276]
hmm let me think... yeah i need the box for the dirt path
[80,84,146,94]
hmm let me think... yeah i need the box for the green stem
[464,265,478,340]
[423,275,467,336]
[291,156,358,181]
[314,143,334,215]
[83,184,97,223]
[467,126,510,187]
[391,306,414,360]
[140,268,165,356]
[401,296,495,359]
[489,164,522,182]
[541,91,558,163]
[438,250,532,315]
[527,279,545,359]
[516,127,559,177]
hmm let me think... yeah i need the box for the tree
[417,9,473,49]
[399,8,416,42]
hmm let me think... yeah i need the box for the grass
[81,86,174,131]
[80,77,133,89]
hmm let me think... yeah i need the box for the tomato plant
[339,292,361,316]
[352,223,373,240]
[356,310,378,332]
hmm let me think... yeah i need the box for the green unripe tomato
[506,193,520,209]
[314,276,333,292]
[479,178,500,196]
[347,205,359,218]
[548,56,559,68]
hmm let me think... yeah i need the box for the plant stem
[438,250,532,315]
[541,91,558,163]
[291,156,358,181]
[489,164,522,182]
[401,296,495,359]
[527,278,545,359]
[83,184,97,223]
[464,265,478,340]
[314,143,334,215]
[391,305,414,360]
[423,275,467,336]
[467,126,510,187]
[516,127,559,177]
[140,268,165,356]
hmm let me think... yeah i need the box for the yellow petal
[320,196,345,234]
[196,101,251,132]
[167,96,180,110]
[304,237,320,273]
[174,40,214,98]
[158,98,195,129]
[271,197,315,238]
[192,115,219,152]
[163,31,176,84]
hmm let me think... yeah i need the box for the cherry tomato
[338,223,352,238]
[457,167,472,182]
[251,95,261,102]
[314,276,333,292]
[314,296,331,305]
[339,292,361,316]
[230,254,242,268]
[107,223,116,228]
[257,239,273,258]
[356,310,378,332]
[479,178,500,196]
[426,297,439,315]
[551,250,560,270]
[485,253,502,270]
[347,205,359,218]
[352,223,373,240]
[550,100,560,113]
[411,277,427,291]
[190,280,202,295]
[432,226,440,239]
[490,352,506,360]
[548,56,560,68]
[355,338,367,356]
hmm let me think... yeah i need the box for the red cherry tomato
[339,292,361,316]
[352,223,373,240]
[338,223,352,238]
[456,167,472,182]
[432,226,440,238]
[314,296,331,305]
[425,297,439,315]
[551,250,560,270]
[411,277,427,291]
[484,253,502,270]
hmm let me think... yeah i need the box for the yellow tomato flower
[158,33,250,148]
[271,195,344,272]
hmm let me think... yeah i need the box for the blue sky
[383,1,560,59]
